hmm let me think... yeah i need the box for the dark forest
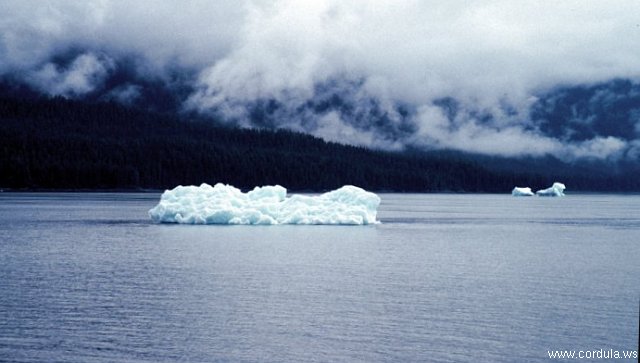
[1,96,638,192]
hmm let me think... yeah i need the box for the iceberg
[535,182,566,197]
[511,186,534,196]
[149,183,381,225]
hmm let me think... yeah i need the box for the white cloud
[0,0,247,74]
[566,136,627,160]
[410,104,563,157]
[2,0,640,159]
[26,53,114,97]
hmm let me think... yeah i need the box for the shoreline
[1,188,639,195]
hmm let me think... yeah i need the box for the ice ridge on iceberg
[149,183,381,225]
[511,187,534,196]
[536,182,566,197]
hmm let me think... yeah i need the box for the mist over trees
[1,95,638,192]
[3,2,640,164]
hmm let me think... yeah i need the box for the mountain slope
[1,96,638,192]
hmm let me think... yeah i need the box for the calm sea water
[0,192,638,362]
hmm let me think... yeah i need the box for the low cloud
[103,83,142,105]
[25,53,114,97]
[2,0,640,160]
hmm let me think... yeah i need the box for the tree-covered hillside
[0,96,638,192]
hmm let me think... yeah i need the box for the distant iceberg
[511,187,534,197]
[535,182,566,197]
[149,183,381,225]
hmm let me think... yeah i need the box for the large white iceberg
[535,182,566,197]
[149,183,381,225]
[511,186,534,196]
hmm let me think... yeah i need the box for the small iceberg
[149,183,381,225]
[512,187,534,197]
[535,182,566,197]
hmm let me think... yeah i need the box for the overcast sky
[2,0,640,159]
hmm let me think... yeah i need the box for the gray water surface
[0,193,638,362]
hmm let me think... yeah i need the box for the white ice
[535,182,566,197]
[511,186,534,196]
[148,183,381,225]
